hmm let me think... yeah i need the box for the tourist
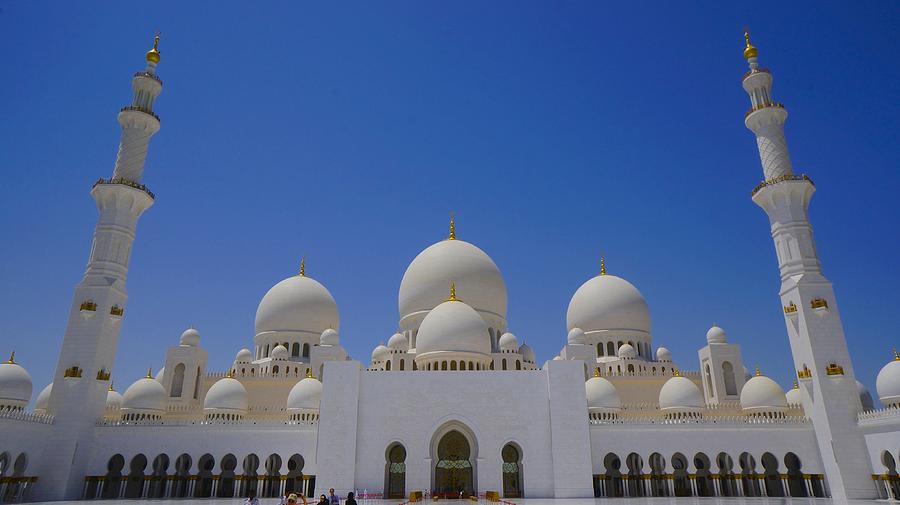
[317,494,329,505]
[344,491,357,505]
[244,489,260,505]
[280,493,301,505]
[329,488,340,505]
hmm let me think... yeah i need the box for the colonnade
[82,474,316,500]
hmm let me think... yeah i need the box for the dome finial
[146,368,153,379]
[299,256,306,277]
[755,365,762,377]
[448,212,456,240]
[600,256,607,275]
[109,382,115,392]
[792,378,798,389]
[6,351,14,364]
[594,367,601,378]
[146,32,161,63]
[226,369,233,379]
[743,28,758,60]
[447,281,459,301]
[894,347,899,361]
[673,367,681,377]
[306,368,314,379]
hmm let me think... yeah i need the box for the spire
[299,257,306,277]
[226,369,233,379]
[6,351,14,364]
[894,348,899,361]
[146,368,153,379]
[594,368,601,378]
[600,256,607,276]
[447,282,459,302]
[792,378,799,389]
[146,32,161,64]
[306,368,314,379]
[755,365,762,377]
[448,213,456,240]
[743,29,758,61]
[673,367,681,377]
[108,382,115,392]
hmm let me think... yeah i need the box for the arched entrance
[433,430,475,497]
[501,444,522,498]
[385,444,406,499]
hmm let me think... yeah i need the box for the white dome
[519,343,535,363]
[857,380,874,411]
[180,328,200,346]
[656,347,672,362]
[785,384,802,405]
[617,343,637,359]
[585,376,621,412]
[106,387,124,409]
[0,357,33,409]
[567,274,650,334]
[876,354,900,406]
[371,344,389,362]
[235,348,252,363]
[34,383,52,413]
[287,376,323,411]
[659,375,704,412]
[706,325,727,344]
[122,377,167,413]
[204,377,249,412]
[567,327,586,345]
[387,332,408,351]
[740,373,788,413]
[498,332,519,351]
[321,328,340,346]
[255,274,339,335]
[399,239,507,324]
[415,299,491,356]
[271,344,288,360]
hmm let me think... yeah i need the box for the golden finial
[673,367,681,377]
[755,365,762,377]
[893,348,899,361]
[146,32,161,64]
[600,256,607,276]
[226,369,234,379]
[594,368,601,378]
[6,351,14,364]
[743,29,758,60]
[306,368,314,379]
[792,378,798,389]
[146,368,153,378]
[108,382,115,392]
[447,282,459,302]
[299,257,306,277]
[448,213,456,240]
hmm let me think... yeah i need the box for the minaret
[743,31,874,500]
[36,35,163,501]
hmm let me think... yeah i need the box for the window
[170,363,185,397]
[722,361,737,396]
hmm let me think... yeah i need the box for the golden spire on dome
[755,365,762,377]
[673,367,681,377]
[447,282,459,302]
[792,378,799,389]
[6,351,14,364]
[109,382,115,392]
[299,257,306,277]
[146,368,153,379]
[600,256,607,276]
[894,347,899,361]
[146,32,161,63]
[306,368,314,379]
[743,29,758,60]
[594,368,601,378]
[448,213,456,240]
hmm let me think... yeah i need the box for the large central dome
[256,274,339,336]
[567,273,650,334]
[399,238,507,328]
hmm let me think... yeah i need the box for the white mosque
[1,32,900,504]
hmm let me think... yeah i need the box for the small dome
[371,344,389,362]
[785,384,802,405]
[656,347,672,362]
[876,352,900,407]
[122,377,167,413]
[0,355,33,409]
[287,376,323,411]
[106,387,124,410]
[321,328,340,346]
[498,332,519,351]
[34,383,52,413]
[415,298,490,357]
[271,344,288,360]
[204,377,249,412]
[180,328,200,347]
[235,348,253,363]
[858,380,875,411]
[255,274,339,336]
[617,343,636,359]
[567,273,651,334]
[387,332,408,351]
[659,375,704,412]
[567,327,586,345]
[586,375,621,412]
[740,372,788,413]
[706,325,727,344]
[519,343,535,363]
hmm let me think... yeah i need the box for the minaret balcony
[109,305,124,322]
[825,363,845,376]
[744,101,785,118]
[80,300,97,319]
[92,177,155,200]
[120,105,160,122]
[742,67,771,81]
[750,174,814,197]
[63,366,83,378]
[810,298,829,316]
[134,71,163,85]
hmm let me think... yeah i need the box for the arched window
[515,360,521,370]
[704,364,713,398]
[386,444,407,498]
[502,359,507,370]
[273,365,279,374]
[302,343,310,358]
[291,343,300,357]
[501,444,522,498]
[170,363,185,397]
[722,361,737,396]
[385,361,391,371]
[450,361,457,371]
[442,361,448,371]
[597,343,604,356]
[399,360,405,371]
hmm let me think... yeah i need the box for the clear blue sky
[1,2,897,403]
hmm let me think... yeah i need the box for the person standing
[329,488,340,505]
[344,492,357,505]
[244,489,260,505]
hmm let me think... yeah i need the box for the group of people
[245,488,358,505]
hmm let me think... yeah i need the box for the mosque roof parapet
[97,417,318,428]
[857,406,900,426]
[0,409,55,425]
[590,414,809,427]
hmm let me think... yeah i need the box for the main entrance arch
[431,425,477,497]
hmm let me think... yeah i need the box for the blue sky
[1,1,897,403]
